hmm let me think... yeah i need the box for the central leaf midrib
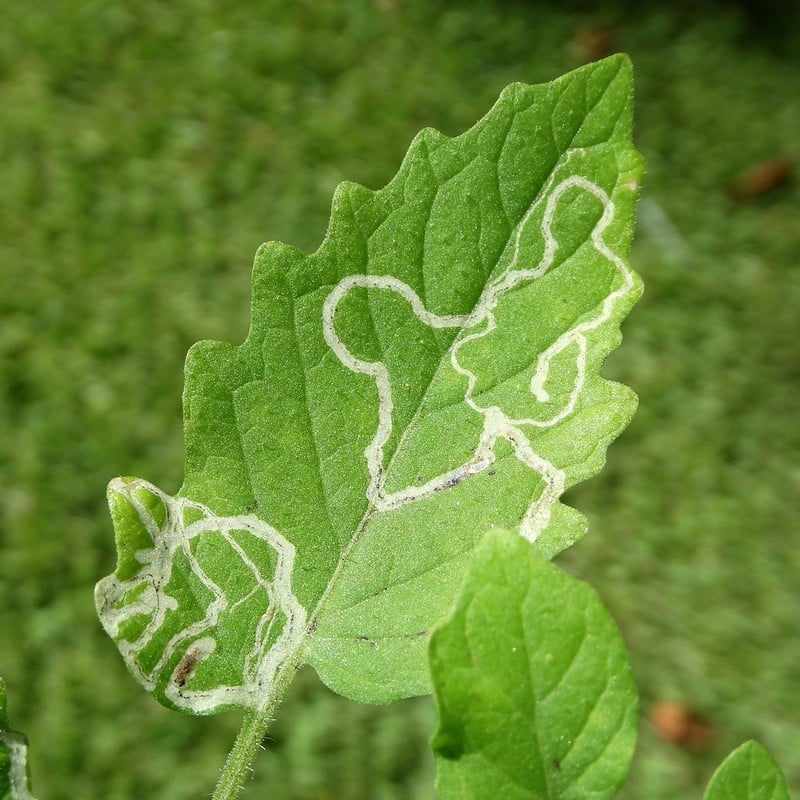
[302,164,566,648]
[371,100,622,488]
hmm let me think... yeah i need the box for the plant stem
[211,706,274,800]
[212,659,297,800]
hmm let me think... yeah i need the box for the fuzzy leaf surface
[95,55,642,714]
[430,529,637,800]
[704,742,791,800]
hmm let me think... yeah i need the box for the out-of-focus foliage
[1,677,36,800]
[1,2,798,798]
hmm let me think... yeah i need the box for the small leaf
[0,679,36,800]
[430,529,637,800]
[96,55,642,715]
[704,741,791,800]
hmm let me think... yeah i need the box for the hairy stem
[212,659,297,800]
[211,706,274,800]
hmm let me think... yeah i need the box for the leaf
[704,741,791,800]
[430,528,637,800]
[95,54,642,714]
[0,678,36,800]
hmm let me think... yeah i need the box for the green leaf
[430,529,637,800]
[0,678,36,800]
[95,54,642,714]
[704,741,792,800]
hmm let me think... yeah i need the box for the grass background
[1,2,798,797]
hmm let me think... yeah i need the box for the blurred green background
[1,2,798,798]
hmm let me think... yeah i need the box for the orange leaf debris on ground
[728,157,793,201]
[650,700,714,747]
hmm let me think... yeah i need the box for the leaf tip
[705,739,791,800]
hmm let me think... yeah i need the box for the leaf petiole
[212,708,274,800]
